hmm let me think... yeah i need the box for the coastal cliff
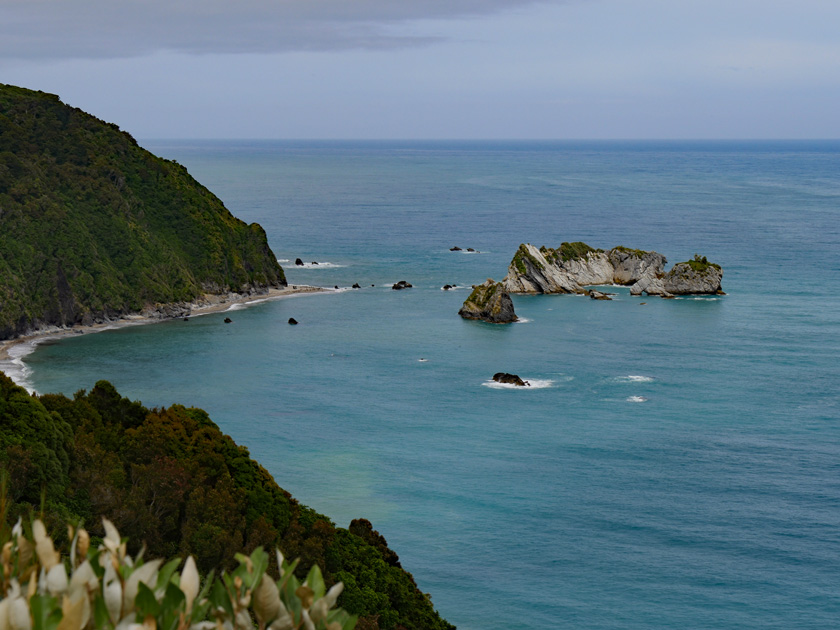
[0,83,286,340]
[503,243,722,297]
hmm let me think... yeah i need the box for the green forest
[0,371,453,630]
[0,83,286,339]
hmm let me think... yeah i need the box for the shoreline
[0,284,328,391]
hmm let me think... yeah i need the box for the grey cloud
[0,0,551,60]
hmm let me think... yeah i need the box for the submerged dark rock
[589,290,612,300]
[352,283,361,289]
[493,372,530,387]
[223,317,232,324]
[295,258,304,266]
[288,317,298,325]
[450,246,462,251]
[392,280,413,290]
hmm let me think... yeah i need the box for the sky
[1,0,839,139]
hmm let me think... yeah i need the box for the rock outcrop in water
[631,254,724,296]
[503,243,723,297]
[459,279,518,323]
[493,372,530,386]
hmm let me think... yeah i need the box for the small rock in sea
[443,284,453,290]
[335,285,339,289]
[311,261,319,265]
[639,302,646,305]
[392,280,413,290]
[450,246,462,251]
[352,283,361,289]
[183,317,189,321]
[288,318,298,325]
[466,247,476,252]
[589,290,612,301]
[295,258,304,266]
[224,317,232,324]
[371,284,375,287]
[493,372,530,387]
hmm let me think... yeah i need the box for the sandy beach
[0,284,327,385]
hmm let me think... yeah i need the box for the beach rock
[459,279,518,324]
[450,246,462,251]
[141,302,192,320]
[392,280,413,290]
[288,318,298,325]
[223,317,232,324]
[493,372,530,387]
[295,258,304,266]
[589,290,612,300]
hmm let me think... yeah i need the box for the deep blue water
[18,141,840,629]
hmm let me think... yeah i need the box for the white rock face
[503,243,668,294]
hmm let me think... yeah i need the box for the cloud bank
[0,0,553,60]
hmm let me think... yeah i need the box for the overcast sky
[1,0,839,139]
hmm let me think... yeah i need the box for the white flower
[180,556,200,614]
[122,560,162,613]
[46,563,69,596]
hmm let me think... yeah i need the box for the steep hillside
[0,83,286,339]
[0,372,454,630]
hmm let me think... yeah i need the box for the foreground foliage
[0,83,286,339]
[0,515,355,630]
[0,373,453,630]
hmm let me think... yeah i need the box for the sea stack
[458,279,518,323]
[631,254,724,296]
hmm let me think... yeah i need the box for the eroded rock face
[664,260,723,294]
[631,256,723,296]
[459,279,518,323]
[502,243,667,294]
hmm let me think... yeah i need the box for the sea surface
[15,141,840,629]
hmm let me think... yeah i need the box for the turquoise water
[21,141,840,629]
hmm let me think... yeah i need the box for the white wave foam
[690,297,721,301]
[615,375,655,383]
[482,378,554,390]
[0,341,39,393]
[514,318,532,324]
[277,259,290,263]
[291,262,346,269]
[626,395,648,403]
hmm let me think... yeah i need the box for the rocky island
[459,279,518,323]
[502,242,723,297]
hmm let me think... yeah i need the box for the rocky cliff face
[502,243,666,294]
[631,255,724,296]
[459,279,518,323]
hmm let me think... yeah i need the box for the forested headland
[0,83,286,340]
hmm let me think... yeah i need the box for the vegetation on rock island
[0,83,286,340]
[0,373,453,630]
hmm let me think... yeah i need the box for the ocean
[14,140,840,629]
